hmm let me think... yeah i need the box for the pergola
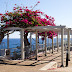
[4,25,72,67]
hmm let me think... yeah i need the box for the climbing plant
[0,1,57,44]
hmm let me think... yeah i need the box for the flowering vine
[0,1,57,42]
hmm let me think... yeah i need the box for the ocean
[0,38,68,59]
[0,38,61,49]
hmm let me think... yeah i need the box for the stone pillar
[61,28,64,67]
[21,29,25,60]
[45,31,47,56]
[35,30,38,60]
[57,32,59,52]
[68,28,70,61]
[7,33,9,49]
[52,35,54,53]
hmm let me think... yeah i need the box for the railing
[9,47,21,60]
[0,42,5,49]
[31,42,61,52]
[1,41,72,59]
[0,47,21,60]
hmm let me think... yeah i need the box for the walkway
[0,47,72,72]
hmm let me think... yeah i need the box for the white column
[47,37,50,52]
[45,31,47,56]
[48,38,50,50]
[64,35,67,50]
[71,34,72,45]
[68,28,70,61]
[38,33,39,43]
[0,16,1,27]
[21,29,25,60]
[57,32,59,52]
[30,32,32,48]
[52,35,54,53]
[58,34,60,47]
[35,30,38,60]
[7,33,9,49]
[61,28,64,67]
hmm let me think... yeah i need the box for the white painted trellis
[3,26,72,67]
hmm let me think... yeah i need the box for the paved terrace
[0,47,72,72]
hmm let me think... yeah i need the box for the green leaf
[31,21,34,24]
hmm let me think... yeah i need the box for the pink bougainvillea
[0,1,57,40]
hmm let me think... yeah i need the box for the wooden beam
[4,27,22,31]
[25,26,66,29]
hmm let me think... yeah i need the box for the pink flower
[38,1,40,3]
[14,19,17,22]
[19,7,22,10]
[6,21,10,25]
[56,34,57,36]
[25,9,29,12]
[45,15,49,19]
[41,12,44,15]
[0,13,2,15]
[24,19,28,23]
[30,13,32,15]
[26,6,27,8]
[16,12,18,14]
[52,23,56,26]
[25,30,28,33]
[29,22,32,24]
[13,7,16,10]
[6,13,8,15]
[42,37,44,41]
[10,12,12,13]
[9,20,12,24]
[20,14,23,16]
[26,13,30,17]
[48,20,52,25]
[35,25,38,26]
[6,22,8,24]
[5,25,8,28]
[23,6,25,8]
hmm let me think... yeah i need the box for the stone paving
[0,48,72,72]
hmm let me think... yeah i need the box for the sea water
[0,38,68,57]
[0,38,61,49]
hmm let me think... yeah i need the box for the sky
[0,0,72,38]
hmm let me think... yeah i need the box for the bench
[39,62,57,70]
